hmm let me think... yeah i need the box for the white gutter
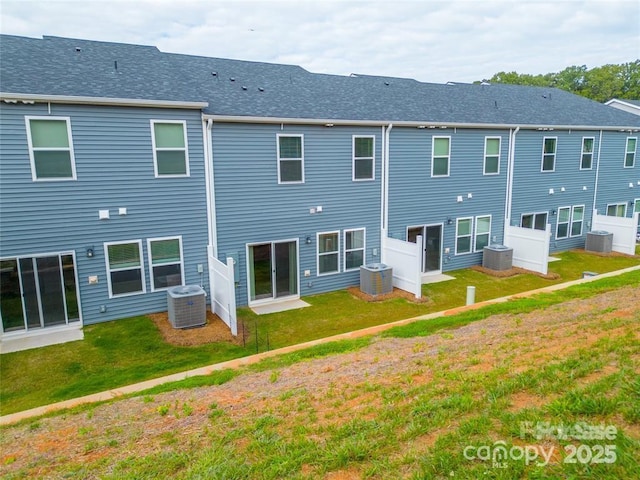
[204,118,218,258]
[383,123,393,232]
[1,92,208,109]
[205,114,639,132]
[504,126,520,235]
[592,129,604,224]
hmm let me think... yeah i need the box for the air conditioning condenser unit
[167,285,206,328]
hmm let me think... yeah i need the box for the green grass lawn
[1,249,638,415]
[2,269,639,479]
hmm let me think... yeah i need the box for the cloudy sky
[2,0,638,84]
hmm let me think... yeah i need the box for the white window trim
[104,239,146,298]
[624,136,637,168]
[483,137,501,176]
[580,136,595,170]
[520,211,549,231]
[150,120,190,178]
[555,206,571,239]
[147,236,185,292]
[541,136,557,173]
[25,116,77,182]
[352,135,375,182]
[344,228,366,271]
[455,217,473,255]
[277,133,305,184]
[634,198,640,226]
[606,203,627,217]
[431,136,451,178]
[570,205,585,237]
[317,231,340,276]
[473,215,492,252]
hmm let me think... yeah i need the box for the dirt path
[1,285,639,479]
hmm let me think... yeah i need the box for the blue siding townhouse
[1,35,638,349]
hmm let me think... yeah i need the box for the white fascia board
[1,92,208,109]
[605,99,640,110]
[205,114,639,131]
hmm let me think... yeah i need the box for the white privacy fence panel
[592,210,638,256]
[504,224,551,275]
[381,230,422,299]
[208,246,237,336]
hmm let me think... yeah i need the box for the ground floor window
[318,232,340,275]
[0,253,80,332]
[105,240,145,297]
[556,205,584,239]
[474,216,491,251]
[521,212,548,231]
[344,228,365,271]
[456,218,473,254]
[148,237,184,290]
[606,203,627,217]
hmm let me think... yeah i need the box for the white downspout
[592,129,603,225]
[504,126,519,239]
[203,118,217,257]
[383,123,393,232]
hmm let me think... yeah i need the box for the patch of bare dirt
[2,284,639,479]
[347,286,432,303]
[470,264,560,279]
[148,310,241,346]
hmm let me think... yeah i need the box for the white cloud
[1,0,638,83]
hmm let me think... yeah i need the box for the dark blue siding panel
[594,131,638,218]
[0,103,209,324]
[511,130,599,252]
[387,127,509,271]
[212,123,383,306]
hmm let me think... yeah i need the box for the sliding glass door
[0,253,80,333]
[248,240,298,303]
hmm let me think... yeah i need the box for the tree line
[478,60,640,103]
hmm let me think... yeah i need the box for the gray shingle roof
[2,34,639,128]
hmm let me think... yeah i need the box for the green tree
[481,61,640,102]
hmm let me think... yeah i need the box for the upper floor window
[625,137,637,168]
[521,212,548,231]
[25,117,76,181]
[105,240,145,297]
[277,134,304,183]
[148,237,184,291]
[541,137,557,172]
[483,137,501,175]
[151,120,189,176]
[474,215,491,251]
[431,137,450,177]
[580,137,594,170]
[353,136,375,181]
[344,228,365,270]
[606,203,626,217]
[317,231,339,275]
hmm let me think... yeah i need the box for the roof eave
[206,114,640,131]
[1,92,208,109]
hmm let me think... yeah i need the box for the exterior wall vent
[167,285,206,329]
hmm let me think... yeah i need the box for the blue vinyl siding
[594,131,639,219]
[0,103,208,324]
[387,127,509,271]
[212,122,382,306]
[510,130,599,251]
